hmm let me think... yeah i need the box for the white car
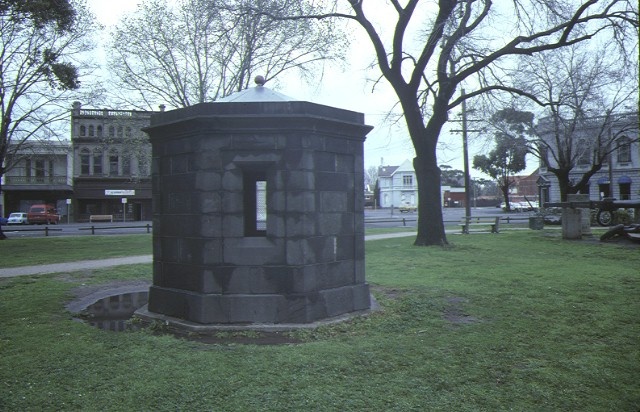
[7,212,29,225]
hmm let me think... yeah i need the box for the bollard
[45,226,49,237]
[561,207,582,239]
[569,194,591,236]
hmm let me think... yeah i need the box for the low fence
[0,226,64,236]
[78,224,153,235]
[365,215,535,227]
[1,223,152,237]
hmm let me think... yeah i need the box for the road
[364,206,531,229]
[0,207,532,237]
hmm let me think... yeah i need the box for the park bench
[89,214,113,223]
[459,216,500,234]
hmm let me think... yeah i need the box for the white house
[377,159,418,208]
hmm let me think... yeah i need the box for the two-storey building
[377,160,419,208]
[536,112,639,204]
[2,140,74,218]
[71,102,156,221]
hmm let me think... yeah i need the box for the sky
[86,0,539,178]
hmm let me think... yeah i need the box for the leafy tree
[261,1,637,246]
[0,0,98,239]
[473,133,528,212]
[439,165,464,186]
[107,0,345,109]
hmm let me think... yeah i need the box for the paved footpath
[0,232,417,278]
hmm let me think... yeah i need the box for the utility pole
[461,90,472,223]
[451,89,483,226]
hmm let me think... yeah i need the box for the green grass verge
[0,235,152,268]
[0,231,638,411]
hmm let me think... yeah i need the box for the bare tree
[262,0,637,246]
[515,45,639,201]
[107,0,346,109]
[0,0,98,239]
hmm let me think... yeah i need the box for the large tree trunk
[413,152,447,246]
[396,81,452,246]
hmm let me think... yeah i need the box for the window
[80,125,86,136]
[577,139,590,165]
[88,125,94,137]
[35,159,45,182]
[109,150,119,176]
[25,159,32,178]
[598,183,610,199]
[117,126,123,138]
[109,126,115,137]
[403,175,413,187]
[48,161,54,183]
[619,183,631,200]
[97,125,103,137]
[122,154,131,176]
[93,149,103,175]
[80,149,91,175]
[125,126,132,137]
[617,137,631,163]
[243,171,267,237]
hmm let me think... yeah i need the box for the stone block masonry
[143,95,373,325]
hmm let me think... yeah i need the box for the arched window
[109,149,119,176]
[122,154,131,176]
[109,126,115,137]
[97,125,103,137]
[80,148,91,175]
[80,125,86,136]
[617,137,631,163]
[93,149,103,175]
[125,126,132,137]
[117,126,123,138]
[88,125,94,137]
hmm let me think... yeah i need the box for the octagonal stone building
[142,80,373,326]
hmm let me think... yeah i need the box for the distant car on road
[27,204,60,225]
[7,212,29,225]
[399,202,417,213]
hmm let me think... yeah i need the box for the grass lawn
[0,235,152,268]
[0,231,638,411]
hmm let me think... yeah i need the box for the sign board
[122,198,128,204]
[105,190,135,196]
[66,198,72,204]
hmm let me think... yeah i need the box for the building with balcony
[1,140,73,217]
[71,102,157,222]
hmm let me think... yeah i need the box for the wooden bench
[460,216,500,234]
[89,214,113,223]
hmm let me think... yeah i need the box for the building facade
[376,159,539,209]
[1,103,157,221]
[377,160,418,208]
[536,112,639,204]
[2,141,74,218]
[71,102,155,222]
